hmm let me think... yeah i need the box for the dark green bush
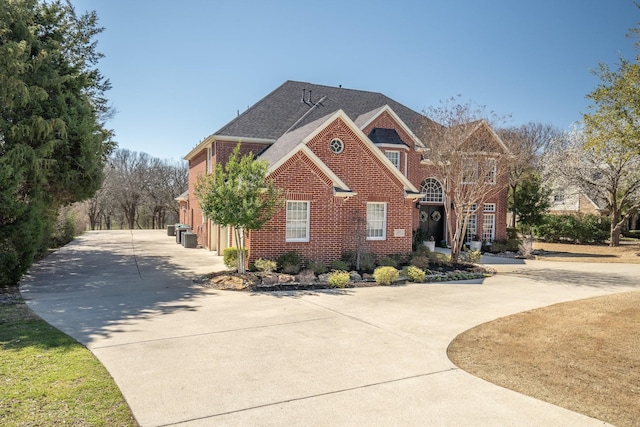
[329,260,349,271]
[341,251,376,272]
[534,214,609,244]
[377,255,399,268]
[623,230,640,239]
[277,251,303,274]
[306,260,328,275]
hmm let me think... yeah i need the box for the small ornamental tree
[194,145,283,273]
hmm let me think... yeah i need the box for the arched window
[421,178,443,203]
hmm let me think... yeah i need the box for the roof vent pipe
[301,89,306,103]
[308,89,312,104]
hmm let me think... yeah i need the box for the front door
[419,205,445,244]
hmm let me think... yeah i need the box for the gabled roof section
[210,81,425,141]
[355,104,425,149]
[261,109,420,195]
[453,120,511,154]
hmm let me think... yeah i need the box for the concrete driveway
[20,230,639,426]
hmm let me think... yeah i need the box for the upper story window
[484,159,496,184]
[484,203,496,212]
[421,178,443,203]
[330,138,344,154]
[206,146,213,174]
[384,151,400,169]
[461,158,478,184]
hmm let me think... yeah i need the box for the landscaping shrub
[277,251,303,274]
[534,214,609,244]
[413,245,431,256]
[409,255,430,270]
[327,270,350,288]
[306,260,328,275]
[341,251,376,272]
[403,265,426,283]
[428,251,451,264]
[623,230,640,239]
[459,250,481,263]
[254,258,277,272]
[377,255,399,268]
[222,247,247,269]
[373,266,399,285]
[329,260,349,271]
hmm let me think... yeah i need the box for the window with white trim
[465,214,477,242]
[421,178,443,203]
[484,159,496,184]
[366,202,387,240]
[384,151,400,170]
[483,203,496,212]
[286,201,310,242]
[206,146,213,174]
[462,158,478,184]
[483,213,495,243]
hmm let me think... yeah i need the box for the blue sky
[71,0,638,161]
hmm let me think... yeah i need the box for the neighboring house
[183,80,509,264]
[548,185,607,216]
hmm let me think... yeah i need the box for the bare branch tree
[419,98,511,262]
[543,128,640,246]
[498,123,559,227]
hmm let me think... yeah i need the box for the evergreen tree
[0,0,113,287]
[511,173,551,235]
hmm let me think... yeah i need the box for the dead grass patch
[448,291,640,426]
[533,241,640,263]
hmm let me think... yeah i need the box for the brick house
[183,81,509,264]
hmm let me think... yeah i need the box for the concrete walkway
[20,230,639,426]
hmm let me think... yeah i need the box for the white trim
[268,109,419,194]
[269,145,352,193]
[184,135,276,160]
[366,202,387,240]
[375,143,410,150]
[285,200,310,242]
[384,150,401,170]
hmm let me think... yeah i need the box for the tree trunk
[235,227,246,274]
[510,183,517,228]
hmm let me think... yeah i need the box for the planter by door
[423,241,436,252]
[469,241,482,251]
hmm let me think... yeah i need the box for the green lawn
[0,293,137,426]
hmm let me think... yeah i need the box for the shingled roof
[212,80,425,141]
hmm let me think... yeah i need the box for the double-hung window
[484,159,496,184]
[286,201,309,242]
[366,202,387,240]
[384,151,400,170]
[462,158,478,184]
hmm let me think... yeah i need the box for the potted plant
[469,234,482,251]
[424,235,436,252]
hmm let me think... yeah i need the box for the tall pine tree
[0,0,114,287]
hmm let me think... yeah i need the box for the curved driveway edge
[21,230,637,426]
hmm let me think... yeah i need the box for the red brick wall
[188,149,207,245]
[248,118,414,265]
